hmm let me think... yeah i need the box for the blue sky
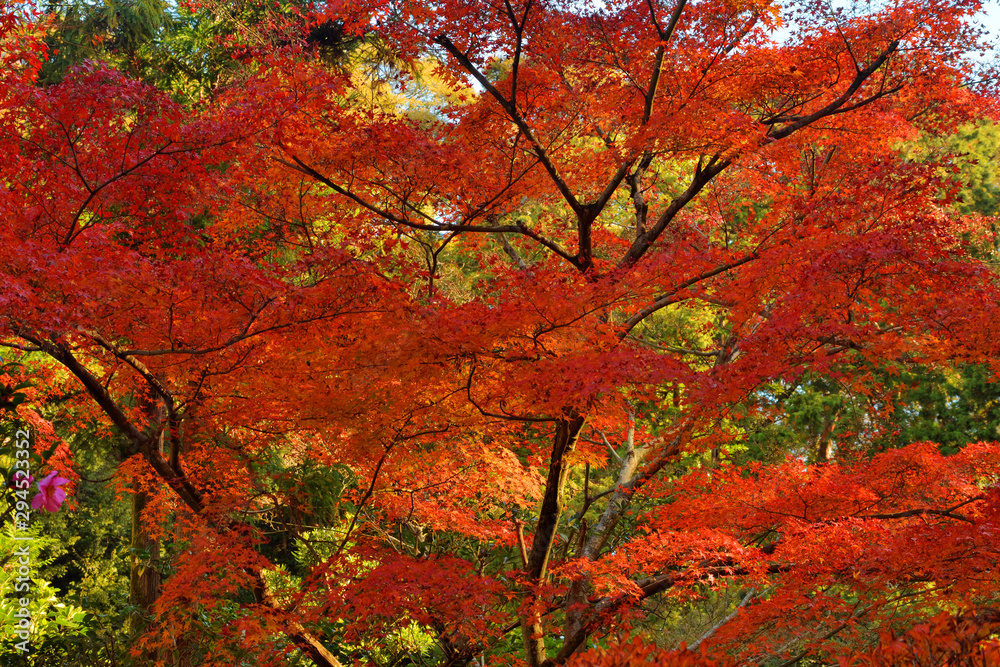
[773,0,1000,62]
[973,0,1000,57]
[979,1,1000,33]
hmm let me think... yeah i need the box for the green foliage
[875,363,1000,455]
[734,360,1000,466]
[930,121,1000,217]
[39,476,130,616]
[39,0,360,99]
[0,514,89,663]
[39,0,172,83]
[0,364,133,663]
[738,374,867,464]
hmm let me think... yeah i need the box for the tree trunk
[129,486,161,639]
[521,415,586,667]
[816,409,842,462]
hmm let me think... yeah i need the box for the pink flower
[10,471,33,488]
[31,471,68,512]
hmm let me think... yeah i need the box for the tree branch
[767,41,900,141]
[619,155,732,268]
[433,34,584,220]
[620,251,759,336]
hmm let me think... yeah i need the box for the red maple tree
[1,0,999,664]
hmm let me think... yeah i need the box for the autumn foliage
[566,611,1000,666]
[1,0,1000,664]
